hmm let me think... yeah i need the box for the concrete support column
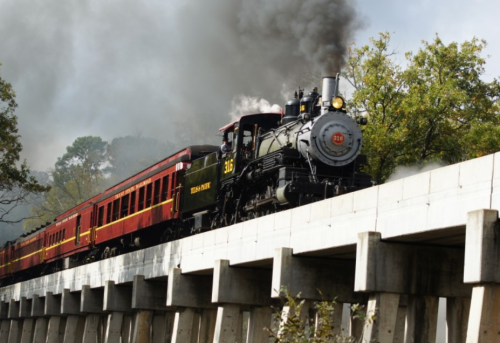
[151,313,172,343]
[246,306,272,343]
[82,314,101,343]
[213,304,241,343]
[63,315,85,343]
[212,259,274,343]
[105,312,123,343]
[446,297,470,343]
[46,316,67,343]
[361,293,399,343]
[7,319,22,343]
[0,320,11,342]
[130,310,153,343]
[171,308,197,343]
[405,295,438,343]
[198,309,217,343]
[464,209,500,342]
[32,318,48,343]
[466,285,500,342]
[393,295,407,343]
[121,315,132,343]
[20,318,35,343]
[103,280,133,343]
[167,267,214,343]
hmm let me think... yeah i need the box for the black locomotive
[182,75,370,232]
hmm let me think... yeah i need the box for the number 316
[224,159,234,174]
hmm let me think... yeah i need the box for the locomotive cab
[219,113,283,180]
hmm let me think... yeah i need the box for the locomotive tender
[0,76,370,284]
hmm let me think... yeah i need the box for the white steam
[229,95,282,120]
[386,162,446,182]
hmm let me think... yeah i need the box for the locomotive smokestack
[321,75,339,114]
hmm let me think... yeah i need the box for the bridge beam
[356,231,472,343]
[104,280,132,312]
[464,209,500,342]
[31,294,44,317]
[19,297,31,318]
[61,288,81,315]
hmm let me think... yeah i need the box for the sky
[0,0,499,172]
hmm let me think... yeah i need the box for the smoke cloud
[0,0,360,171]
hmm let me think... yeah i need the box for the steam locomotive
[0,76,370,284]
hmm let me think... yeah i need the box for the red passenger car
[0,145,218,283]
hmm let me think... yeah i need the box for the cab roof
[218,112,282,132]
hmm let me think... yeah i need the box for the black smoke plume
[0,0,360,171]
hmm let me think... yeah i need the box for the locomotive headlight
[332,96,345,110]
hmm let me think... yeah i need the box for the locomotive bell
[300,88,320,117]
[282,93,301,125]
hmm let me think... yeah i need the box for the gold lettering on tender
[190,182,211,194]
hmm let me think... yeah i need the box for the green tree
[0,62,49,225]
[344,33,500,182]
[25,136,107,229]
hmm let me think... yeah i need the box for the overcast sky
[1,0,499,172]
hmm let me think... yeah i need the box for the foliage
[343,33,500,182]
[24,136,108,229]
[266,288,374,342]
[0,62,49,224]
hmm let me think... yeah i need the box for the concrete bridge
[1,152,500,342]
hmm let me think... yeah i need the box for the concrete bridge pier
[30,295,48,343]
[19,297,35,343]
[0,301,9,342]
[104,280,134,343]
[131,275,171,342]
[7,298,22,343]
[80,285,106,342]
[211,259,273,343]
[355,231,472,343]
[464,209,500,342]
[61,288,85,343]
[44,291,67,342]
[166,267,214,342]
[272,247,366,340]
